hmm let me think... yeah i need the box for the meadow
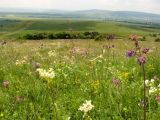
[1,17,160,120]
[0,38,160,120]
[0,18,160,40]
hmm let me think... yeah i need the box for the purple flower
[138,56,146,65]
[142,48,150,54]
[126,50,135,57]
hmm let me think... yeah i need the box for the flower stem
[142,64,146,120]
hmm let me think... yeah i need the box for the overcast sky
[0,0,160,14]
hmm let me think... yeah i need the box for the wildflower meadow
[0,38,160,120]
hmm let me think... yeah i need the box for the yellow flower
[122,72,130,79]
[147,64,154,70]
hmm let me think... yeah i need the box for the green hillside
[0,18,160,39]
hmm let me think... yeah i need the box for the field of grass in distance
[0,17,160,39]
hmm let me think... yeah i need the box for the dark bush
[24,33,48,40]
[150,33,158,37]
[48,33,57,39]
[155,38,160,42]
[22,32,100,40]
[83,32,99,39]
[139,36,146,41]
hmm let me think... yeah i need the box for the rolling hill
[0,8,160,23]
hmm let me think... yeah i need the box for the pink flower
[16,96,24,102]
[142,48,150,54]
[156,95,160,104]
[112,79,121,87]
[138,56,146,65]
[2,80,9,88]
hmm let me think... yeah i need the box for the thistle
[126,35,149,120]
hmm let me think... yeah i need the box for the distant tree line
[20,32,113,40]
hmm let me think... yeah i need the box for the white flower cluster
[15,57,27,65]
[78,100,94,113]
[145,79,160,95]
[37,68,55,79]
[48,50,56,57]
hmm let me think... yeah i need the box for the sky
[0,0,160,14]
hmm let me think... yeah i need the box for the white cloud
[0,0,160,14]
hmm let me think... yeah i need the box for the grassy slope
[0,18,160,39]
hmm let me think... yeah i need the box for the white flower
[149,87,157,95]
[15,57,27,65]
[37,68,55,79]
[48,50,56,57]
[151,79,155,83]
[158,84,160,88]
[145,80,149,86]
[67,117,71,120]
[78,100,94,113]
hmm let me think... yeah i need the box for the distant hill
[0,8,160,23]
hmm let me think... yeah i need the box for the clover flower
[78,100,94,113]
[37,68,55,79]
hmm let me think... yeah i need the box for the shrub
[83,32,99,39]
[22,32,101,40]
[150,33,158,37]
[24,33,48,40]
[48,33,57,39]
[139,36,146,41]
[155,38,160,42]
[94,35,105,41]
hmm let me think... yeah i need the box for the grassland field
[1,17,160,119]
[0,17,160,40]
